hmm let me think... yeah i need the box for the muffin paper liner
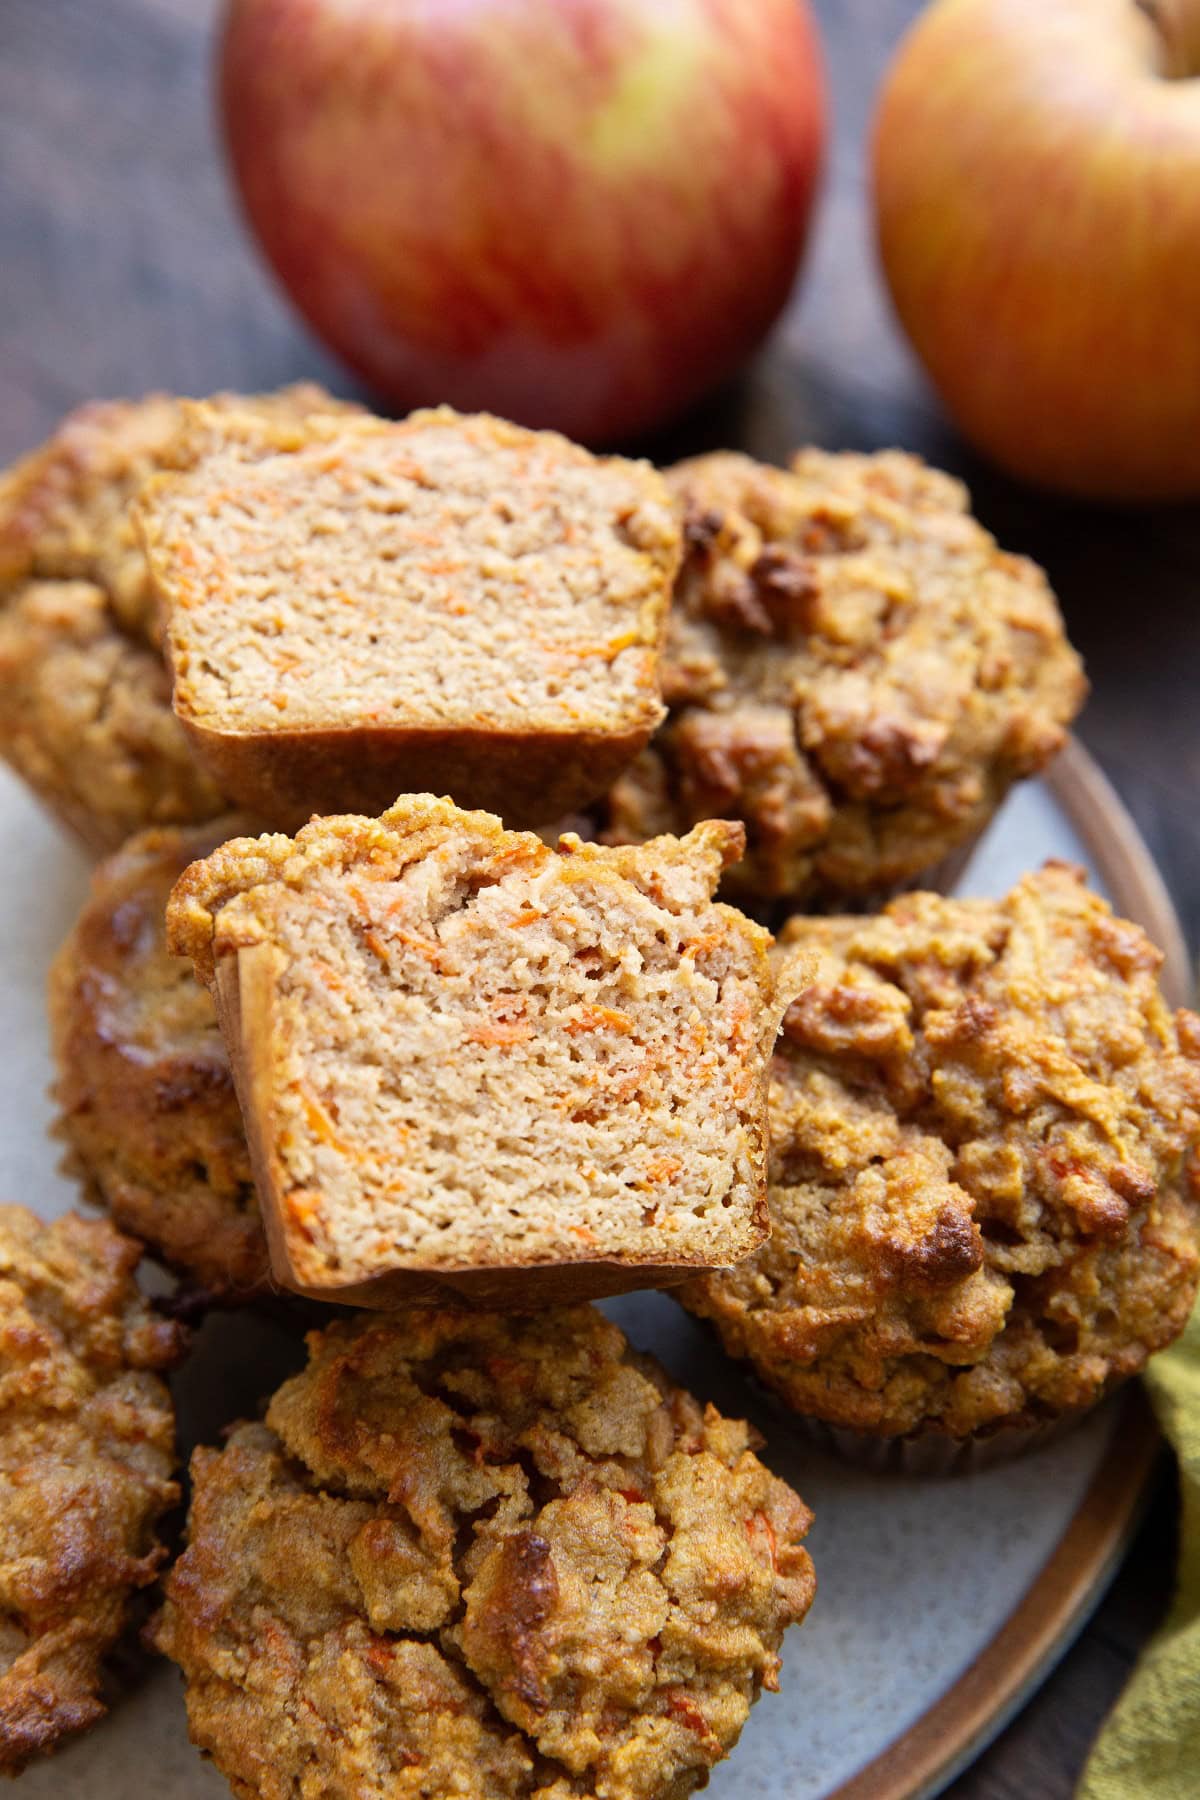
[793,1403,1103,1477]
[902,828,985,901]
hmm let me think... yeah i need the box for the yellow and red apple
[874,0,1200,500]
[218,0,826,443]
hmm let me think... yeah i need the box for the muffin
[0,1206,183,1770]
[602,448,1086,906]
[680,864,1200,1469]
[168,796,796,1308]
[0,385,360,851]
[137,406,679,826]
[154,1305,815,1800]
[49,820,269,1302]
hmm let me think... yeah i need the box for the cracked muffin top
[155,1305,814,1800]
[681,863,1200,1441]
[602,449,1086,905]
[0,385,359,850]
[0,1206,183,1771]
[49,820,268,1302]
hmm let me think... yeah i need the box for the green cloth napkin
[1078,1298,1200,1798]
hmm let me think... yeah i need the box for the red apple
[873,0,1200,500]
[218,0,825,444]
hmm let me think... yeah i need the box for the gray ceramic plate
[0,737,1180,1800]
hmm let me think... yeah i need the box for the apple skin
[218,0,825,444]
[873,0,1200,500]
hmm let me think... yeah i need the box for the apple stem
[1135,0,1200,78]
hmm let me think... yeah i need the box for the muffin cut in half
[169,796,792,1307]
[0,1207,183,1771]
[602,448,1086,905]
[49,819,269,1303]
[155,1306,815,1800]
[681,863,1200,1467]
[0,384,359,851]
[138,406,679,827]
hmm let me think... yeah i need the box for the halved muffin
[168,796,792,1307]
[138,407,679,827]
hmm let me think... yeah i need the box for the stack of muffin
[0,386,1195,1798]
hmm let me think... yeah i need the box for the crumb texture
[169,797,778,1296]
[49,820,268,1300]
[603,449,1086,903]
[141,405,675,738]
[156,1306,814,1800]
[0,1207,182,1771]
[682,864,1200,1440]
[0,386,358,849]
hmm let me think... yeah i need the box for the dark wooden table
[1,1,1192,1794]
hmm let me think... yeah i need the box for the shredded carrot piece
[564,1005,635,1036]
[666,1692,712,1739]
[284,1188,321,1239]
[640,1155,682,1186]
[747,1509,779,1570]
[300,1088,350,1154]
[683,930,724,961]
[363,928,391,964]
[538,630,640,662]
[361,896,447,969]
[464,1019,534,1047]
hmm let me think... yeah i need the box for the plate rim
[825,733,1187,1800]
[825,1388,1160,1800]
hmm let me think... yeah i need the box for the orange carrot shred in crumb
[300,1088,349,1153]
[747,1509,779,1570]
[464,1019,534,1047]
[666,1692,712,1739]
[641,1155,683,1186]
[564,1005,635,1035]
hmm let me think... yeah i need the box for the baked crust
[175,716,663,839]
[49,820,270,1301]
[168,797,789,1307]
[0,1207,183,1771]
[602,449,1086,904]
[681,863,1200,1440]
[154,1305,815,1800]
[138,406,678,828]
[0,386,360,851]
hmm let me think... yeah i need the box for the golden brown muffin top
[156,1305,814,1800]
[604,448,1086,903]
[0,1207,183,1770]
[49,821,269,1300]
[682,863,1200,1439]
[0,579,225,851]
